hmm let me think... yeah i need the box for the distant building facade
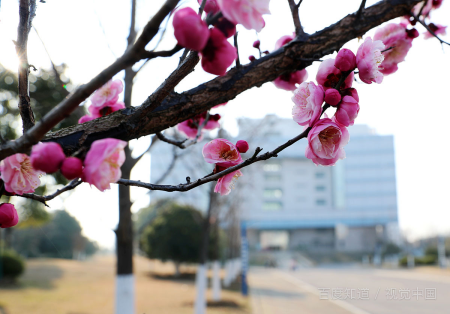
[150,115,400,253]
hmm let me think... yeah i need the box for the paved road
[286,266,450,314]
[249,266,450,314]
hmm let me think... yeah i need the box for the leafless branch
[19,179,82,206]
[356,0,367,20]
[411,12,450,46]
[16,0,36,132]
[287,0,306,37]
[234,32,241,68]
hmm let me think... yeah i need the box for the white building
[150,115,399,253]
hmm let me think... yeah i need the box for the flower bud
[406,28,419,39]
[342,87,359,102]
[335,96,360,127]
[173,8,209,51]
[335,48,357,72]
[61,157,83,180]
[31,142,65,173]
[0,203,18,228]
[249,55,256,61]
[253,40,260,49]
[198,0,219,14]
[236,140,249,153]
[324,88,342,107]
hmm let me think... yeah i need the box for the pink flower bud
[173,8,210,51]
[61,157,83,180]
[0,203,19,228]
[335,49,356,72]
[31,142,65,173]
[406,28,419,39]
[78,115,96,124]
[198,0,219,14]
[324,88,341,107]
[335,96,360,127]
[248,55,256,61]
[215,17,236,38]
[236,140,249,153]
[253,40,260,49]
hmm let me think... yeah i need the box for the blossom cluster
[173,0,270,76]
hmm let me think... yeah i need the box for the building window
[315,172,325,178]
[316,199,326,205]
[315,185,326,191]
[264,189,283,198]
[263,163,281,172]
[263,202,282,211]
[264,173,281,181]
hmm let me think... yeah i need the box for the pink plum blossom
[173,8,210,51]
[31,142,66,174]
[214,169,243,195]
[273,69,308,91]
[334,49,357,72]
[305,117,349,166]
[91,80,123,108]
[335,96,360,127]
[274,33,295,50]
[177,112,221,139]
[217,0,270,32]
[200,28,237,76]
[374,23,413,75]
[0,154,43,195]
[324,89,341,107]
[316,59,354,90]
[356,37,385,84]
[82,138,127,192]
[88,101,125,118]
[236,140,249,153]
[78,115,96,124]
[198,0,220,14]
[342,87,359,102]
[0,203,18,228]
[413,0,433,17]
[291,81,324,127]
[202,138,243,168]
[61,157,83,180]
[424,23,447,39]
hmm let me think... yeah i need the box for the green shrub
[0,250,25,279]
[399,255,437,267]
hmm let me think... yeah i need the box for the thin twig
[19,179,82,206]
[356,0,366,20]
[411,12,450,46]
[234,32,241,68]
[287,0,305,36]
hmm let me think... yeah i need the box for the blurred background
[0,0,449,313]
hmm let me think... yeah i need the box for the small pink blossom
[217,0,270,32]
[91,80,123,108]
[335,96,360,127]
[198,0,220,14]
[374,23,413,75]
[173,7,210,51]
[214,169,243,195]
[78,115,96,124]
[200,28,237,76]
[88,101,125,118]
[324,89,341,107]
[305,117,349,166]
[316,59,354,91]
[236,140,249,153]
[203,138,243,168]
[0,203,19,228]
[61,157,83,180]
[273,69,308,91]
[291,81,324,127]
[342,87,359,102]
[413,0,433,17]
[177,112,221,139]
[334,49,357,72]
[274,33,295,50]
[0,154,43,195]
[424,23,447,39]
[253,40,260,49]
[83,138,127,192]
[31,142,66,174]
[356,37,385,84]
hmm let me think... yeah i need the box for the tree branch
[0,0,420,160]
[356,0,367,20]
[16,0,36,132]
[287,0,306,37]
[18,179,82,206]
[411,12,450,46]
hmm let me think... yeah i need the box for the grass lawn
[0,255,251,314]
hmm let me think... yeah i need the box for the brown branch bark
[287,0,306,37]
[0,0,420,160]
[19,179,82,206]
[17,0,35,132]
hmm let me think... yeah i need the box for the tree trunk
[115,146,135,314]
[174,261,181,278]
